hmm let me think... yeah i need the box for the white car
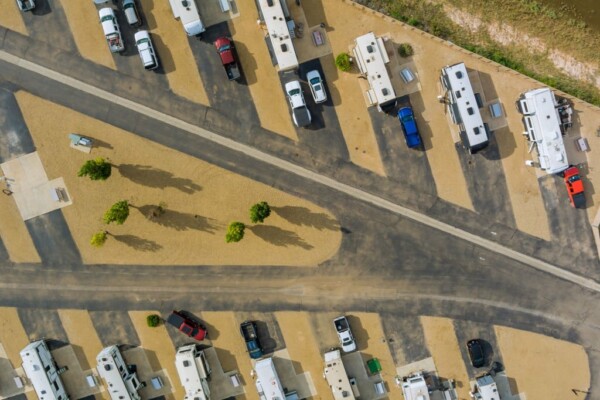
[135,30,159,70]
[285,80,311,127]
[333,316,356,352]
[16,0,35,11]
[306,70,327,104]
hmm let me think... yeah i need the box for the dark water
[539,0,600,31]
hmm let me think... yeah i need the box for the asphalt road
[0,15,599,396]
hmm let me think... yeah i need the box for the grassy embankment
[354,0,600,105]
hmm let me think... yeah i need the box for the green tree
[226,222,245,243]
[78,157,112,180]
[103,200,130,225]
[250,201,271,223]
[90,231,108,247]
[335,53,352,72]
[146,314,161,327]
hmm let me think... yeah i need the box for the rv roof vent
[267,0,274,6]
[281,43,288,52]
[367,45,374,53]
[382,88,389,95]
[455,71,463,79]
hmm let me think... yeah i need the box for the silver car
[307,70,327,104]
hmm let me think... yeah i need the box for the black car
[467,339,485,368]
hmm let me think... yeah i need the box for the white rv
[168,0,205,36]
[99,8,125,53]
[175,344,211,400]
[20,340,69,400]
[97,346,143,400]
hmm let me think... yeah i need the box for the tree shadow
[272,206,339,230]
[249,225,313,250]
[138,205,220,233]
[113,234,162,252]
[117,164,202,194]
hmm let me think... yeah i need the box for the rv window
[475,92,484,108]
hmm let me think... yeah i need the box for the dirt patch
[16,91,342,266]
[495,325,590,399]
[0,0,27,36]
[0,185,41,263]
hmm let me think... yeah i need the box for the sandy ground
[129,311,183,400]
[0,185,40,263]
[0,308,30,368]
[15,91,342,266]
[495,325,590,400]
[304,0,386,176]
[143,0,210,106]
[201,311,257,400]
[420,316,471,400]
[227,1,297,141]
[352,312,403,398]
[274,312,328,398]
[0,0,27,36]
[60,0,116,70]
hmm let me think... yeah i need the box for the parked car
[333,316,356,352]
[214,37,241,81]
[563,166,585,208]
[240,321,263,359]
[285,80,311,127]
[16,0,35,11]
[134,30,159,70]
[166,310,207,341]
[122,0,141,27]
[467,339,485,368]
[99,7,125,53]
[306,70,327,104]
[397,107,422,148]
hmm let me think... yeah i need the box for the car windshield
[310,77,321,85]
[568,175,580,183]
[137,38,149,45]
[402,114,414,123]
[219,44,231,52]
[288,88,300,96]
[100,15,113,23]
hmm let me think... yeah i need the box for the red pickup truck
[167,310,207,341]
[563,166,585,208]
[214,37,240,81]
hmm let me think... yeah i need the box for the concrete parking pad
[58,310,104,371]
[495,325,590,399]
[269,349,316,399]
[129,311,181,400]
[121,346,172,399]
[0,0,28,36]
[0,183,40,263]
[201,311,256,399]
[16,91,341,266]
[143,0,210,105]
[227,0,297,141]
[59,0,117,70]
[274,312,326,397]
[420,317,470,400]
[1,153,72,221]
[0,308,30,367]
[311,1,386,175]
[351,312,402,398]
[51,345,101,399]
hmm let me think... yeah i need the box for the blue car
[397,107,422,148]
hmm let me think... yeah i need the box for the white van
[134,30,159,70]
[99,8,125,53]
[122,0,141,27]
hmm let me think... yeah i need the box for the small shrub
[146,314,160,327]
[407,17,421,27]
[397,43,414,58]
[250,201,271,224]
[226,222,245,243]
[90,231,108,247]
[335,53,352,72]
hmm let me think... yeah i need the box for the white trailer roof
[168,0,205,35]
[97,346,141,400]
[257,0,298,71]
[519,87,569,174]
[441,62,488,150]
[401,373,430,400]
[323,350,355,400]
[353,32,396,108]
[175,344,210,400]
[255,358,286,400]
[473,375,500,400]
[20,341,69,400]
